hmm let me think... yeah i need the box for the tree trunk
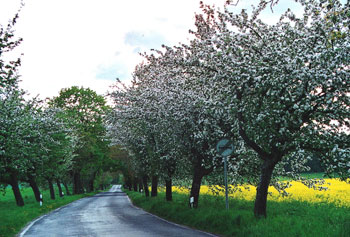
[165,178,172,201]
[84,180,90,193]
[48,179,55,200]
[56,179,64,197]
[88,179,94,193]
[138,178,143,192]
[125,177,132,191]
[9,173,24,206]
[142,175,149,197]
[128,180,132,191]
[133,178,138,191]
[28,175,41,202]
[189,168,204,208]
[254,160,277,218]
[73,172,83,194]
[88,171,97,193]
[63,182,71,195]
[151,175,158,197]
[189,159,213,208]
[128,178,132,191]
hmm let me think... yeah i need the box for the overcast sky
[0,0,319,99]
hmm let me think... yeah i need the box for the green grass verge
[125,190,350,237]
[0,186,105,237]
[278,172,326,181]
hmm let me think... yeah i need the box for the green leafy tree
[49,86,110,194]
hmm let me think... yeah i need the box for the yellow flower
[174,179,350,207]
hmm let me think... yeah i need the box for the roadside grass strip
[125,179,350,237]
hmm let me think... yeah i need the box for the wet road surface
[19,185,216,237]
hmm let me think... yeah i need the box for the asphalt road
[19,185,216,237]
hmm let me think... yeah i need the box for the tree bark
[56,179,64,197]
[125,177,132,191]
[151,175,158,197]
[73,172,83,194]
[142,175,149,197]
[254,160,277,218]
[138,178,143,192]
[165,178,172,201]
[133,178,138,192]
[48,179,55,200]
[63,182,71,195]
[87,179,94,193]
[128,181,132,191]
[88,171,97,193]
[9,173,24,206]
[28,175,41,202]
[189,168,204,208]
[189,160,213,208]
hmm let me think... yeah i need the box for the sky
[0,0,318,100]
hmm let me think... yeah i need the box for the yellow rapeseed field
[173,179,350,207]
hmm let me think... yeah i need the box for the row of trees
[107,0,350,218]
[0,13,118,206]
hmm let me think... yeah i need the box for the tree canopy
[108,0,350,217]
[49,86,111,194]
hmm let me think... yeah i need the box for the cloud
[96,64,128,81]
[124,31,167,50]
[3,0,305,100]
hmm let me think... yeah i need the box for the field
[126,178,350,237]
[173,179,350,208]
[0,186,101,237]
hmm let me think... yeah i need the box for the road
[19,185,216,237]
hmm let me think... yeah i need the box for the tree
[32,107,75,200]
[108,69,190,201]
[0,86,24,206]
[49,86,110,194]
[109,45,239,206]
[196,0,350,217]
[0,90,75,205]
[108,0,350,217]
[0,13,24,205]
[0,9,22,89]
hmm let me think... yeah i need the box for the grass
[125,189,350,237]
[0,185,104,237]
[298,172,341,179]
[278,172,328,181]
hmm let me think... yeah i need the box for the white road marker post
[39,194,43,207]
[190,197,194,208]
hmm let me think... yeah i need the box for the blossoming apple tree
[0,11,76,205]
[196,0,350,217]
[108,0,350,217]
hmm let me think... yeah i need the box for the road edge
[16,199,80,237]
[124,192,219,237]
[16,188,112,237]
